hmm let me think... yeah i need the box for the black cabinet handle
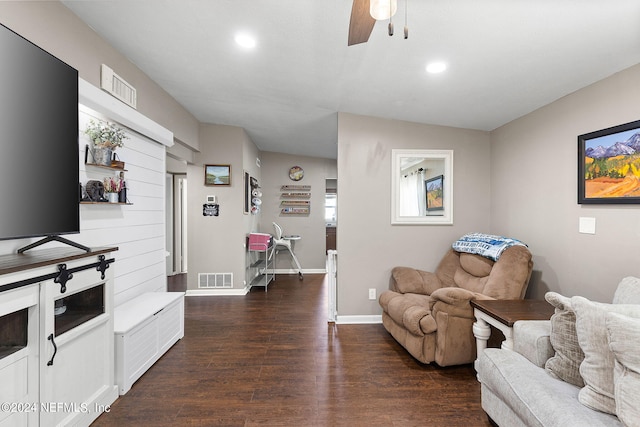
[54,263,72,294]
[47,334,57,366]
[96,255,110,280]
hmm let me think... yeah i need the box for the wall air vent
[100,64,137,109]
[198,273,233,288]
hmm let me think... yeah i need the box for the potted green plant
[85,119,128,166]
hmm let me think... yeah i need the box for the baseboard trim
[273,268,326,275]
[186,288,249,296]
[335,315,383,324]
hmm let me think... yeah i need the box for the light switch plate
[579,217,596,234]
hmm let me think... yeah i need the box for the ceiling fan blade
[348,0,376,46]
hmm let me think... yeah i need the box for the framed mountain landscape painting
[578,120,640,204]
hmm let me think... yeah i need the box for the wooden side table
[471,299,554,370]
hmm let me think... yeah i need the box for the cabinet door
[0,285,39,427]
[39,260,117,426]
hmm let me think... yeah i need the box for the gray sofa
[477,321,622,426]
[477,277,640,427]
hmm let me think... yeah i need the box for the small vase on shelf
[107,192,119,203]
[92,147,112,166]
[103,176,123,203]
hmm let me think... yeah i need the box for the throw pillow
[605,312,640,427]
[612,276,640,304]
[571,296,640,415]
[544,292,584,387]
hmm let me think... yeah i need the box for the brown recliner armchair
[379,245,533,366]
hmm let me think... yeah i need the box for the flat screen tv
[0,23,82,252]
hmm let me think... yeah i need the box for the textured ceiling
[62,0,640,159]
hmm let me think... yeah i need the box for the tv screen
[0,24,79,242]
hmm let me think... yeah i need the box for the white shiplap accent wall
[78,79,173,307]
[0,78,173,309]
[79,107,168,307]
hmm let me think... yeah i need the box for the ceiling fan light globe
[370,0,398,20]
[426,62,447,74]
[234,33,256,49]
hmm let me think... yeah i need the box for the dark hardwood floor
[93,273,492,426]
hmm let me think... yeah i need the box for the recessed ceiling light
[426,62,447,74]
[235,33,256,49]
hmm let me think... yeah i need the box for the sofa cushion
[478,348,622,427]
[605,312,640,427]
[544,292,584,387]
[378,289,396,310]
[390,267,443,295]
[612,276,640,304]
[453,268,488,294]
[459,252,493,277]
[571,296,640,415]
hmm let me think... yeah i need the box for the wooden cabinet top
[0,247,118,277]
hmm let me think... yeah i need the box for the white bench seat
[114,292,184,395]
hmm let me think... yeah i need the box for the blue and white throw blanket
[452,233,527,261]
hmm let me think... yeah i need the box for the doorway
[325,178,337,252]
[177,176,188,273]
[166,174,188,275]
[326,178,337,321]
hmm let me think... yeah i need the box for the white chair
[271,222,303,279]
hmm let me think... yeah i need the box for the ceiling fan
[348,0,405,46]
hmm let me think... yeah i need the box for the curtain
[417,170,427,216]
[400,170,427,216]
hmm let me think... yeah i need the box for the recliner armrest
[429,287,485,318]
[513,320,553,368]
[429,287,478,306]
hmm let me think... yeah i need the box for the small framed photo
[243,171,250,214]
[204,164,231,186]
[578,120,640,204]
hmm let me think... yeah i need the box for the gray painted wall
[187,124,261,291]
[337,65,640,317]
[336,114,492,316]
[491,63,640,303]
[259,151,337,272]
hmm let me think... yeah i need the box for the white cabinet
[0,284,39,427]
[114,292,184,395]
[0,248,118,427]
[39,260,117,426]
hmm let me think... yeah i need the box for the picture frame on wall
[243,171,250,214]
[425,175,444,211]
[578,119,640,204]
[204,164,231,186]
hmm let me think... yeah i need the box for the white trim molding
[186,288,249,297]
[273,268,327,275]
[336,315,383,324]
